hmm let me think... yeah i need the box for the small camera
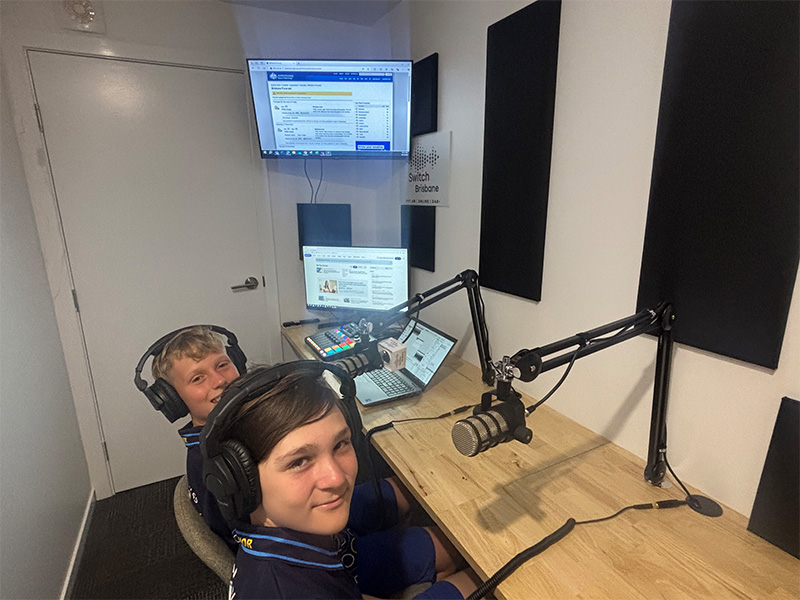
[378,338,406,372]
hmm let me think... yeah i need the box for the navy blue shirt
[229,524,361,599]
[229,523,463,600]
[179,421,238,553]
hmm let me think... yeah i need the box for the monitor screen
[302,246,408,312]
[248,59,412,159]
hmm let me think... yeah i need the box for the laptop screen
[398,320,456,386]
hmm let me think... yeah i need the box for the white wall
[0,0,411,543]
[2,1,796,572]
[408,0,800,518]
[0,65,92,600]
[230,3,412,325]
[0,0,283,499]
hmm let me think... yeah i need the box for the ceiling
[223,0,403,27]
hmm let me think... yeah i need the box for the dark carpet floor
[69,477,226,599]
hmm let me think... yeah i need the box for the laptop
[355,320,457,406]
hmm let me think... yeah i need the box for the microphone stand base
[687,494,723,517]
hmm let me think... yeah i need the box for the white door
[29,50,277,493]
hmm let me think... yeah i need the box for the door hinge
[34,104,44,133]
[71,288,80,312]
[101,441,109,462]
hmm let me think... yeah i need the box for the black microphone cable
[525,339,584,414]
[524,319,645,415]
[666,455,693,500]
[475,283,492,367]
[661,429,720,515]
[368,404,475,433]
[465,497,689,600]
[363,403,699,599]
[363,403,476,531]
[399,296,424,343]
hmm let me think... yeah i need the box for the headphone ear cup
[226,345,248,375]
[147,378,188,423]
[213,439,261,522]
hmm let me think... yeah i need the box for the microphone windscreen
[331,350,379,378]
[451,410,509,457]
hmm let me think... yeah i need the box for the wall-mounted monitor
[302,245,408,313]
[247,59,412,159]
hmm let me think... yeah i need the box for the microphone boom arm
[366,270,495,385]
[511,303,669,383]
[355,270,673,486]
[495,302,674,486]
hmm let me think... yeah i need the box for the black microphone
[451,399,532,457]
[331,343,382,377]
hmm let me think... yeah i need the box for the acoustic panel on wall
[637,1,799,368]
[401,205,435,272]
[411,53,438,137]
[297,203,352,260]
[748,397,799,558]
[479,0,561,302]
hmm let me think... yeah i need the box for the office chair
[173,475,235,583]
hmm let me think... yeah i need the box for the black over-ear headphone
[200,360,362,524]
[134,325,248,423]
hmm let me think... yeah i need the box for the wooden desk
[283,324,798,599]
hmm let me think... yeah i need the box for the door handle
[231,276,259,291]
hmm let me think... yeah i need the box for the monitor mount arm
[489,301,674,486]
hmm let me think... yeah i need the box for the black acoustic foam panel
[297,203,352,260]
[411,53,438,137]
[637,1,799,368]
[479,0,561,302]
[748,397,799,558]
[401,205,435,272]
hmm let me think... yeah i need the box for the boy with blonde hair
[136,325,246,551]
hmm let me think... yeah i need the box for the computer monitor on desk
[302,245,409,319]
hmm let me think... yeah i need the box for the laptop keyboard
[369,369,415,395]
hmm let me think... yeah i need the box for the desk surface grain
[282,324,799,599]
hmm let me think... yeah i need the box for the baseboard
[60,488,96,600]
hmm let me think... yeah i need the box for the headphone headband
[134,324,242,390]
[201,360,354,458]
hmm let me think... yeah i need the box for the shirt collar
[178,421,202,448]
[232,524,345,569]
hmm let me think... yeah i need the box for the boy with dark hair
[207,365,478,599]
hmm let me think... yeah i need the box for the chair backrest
[173,475,235,583]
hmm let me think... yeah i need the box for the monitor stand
[315,309,363,330]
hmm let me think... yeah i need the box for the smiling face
[168,351,239,426]
[250,406,357,535]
